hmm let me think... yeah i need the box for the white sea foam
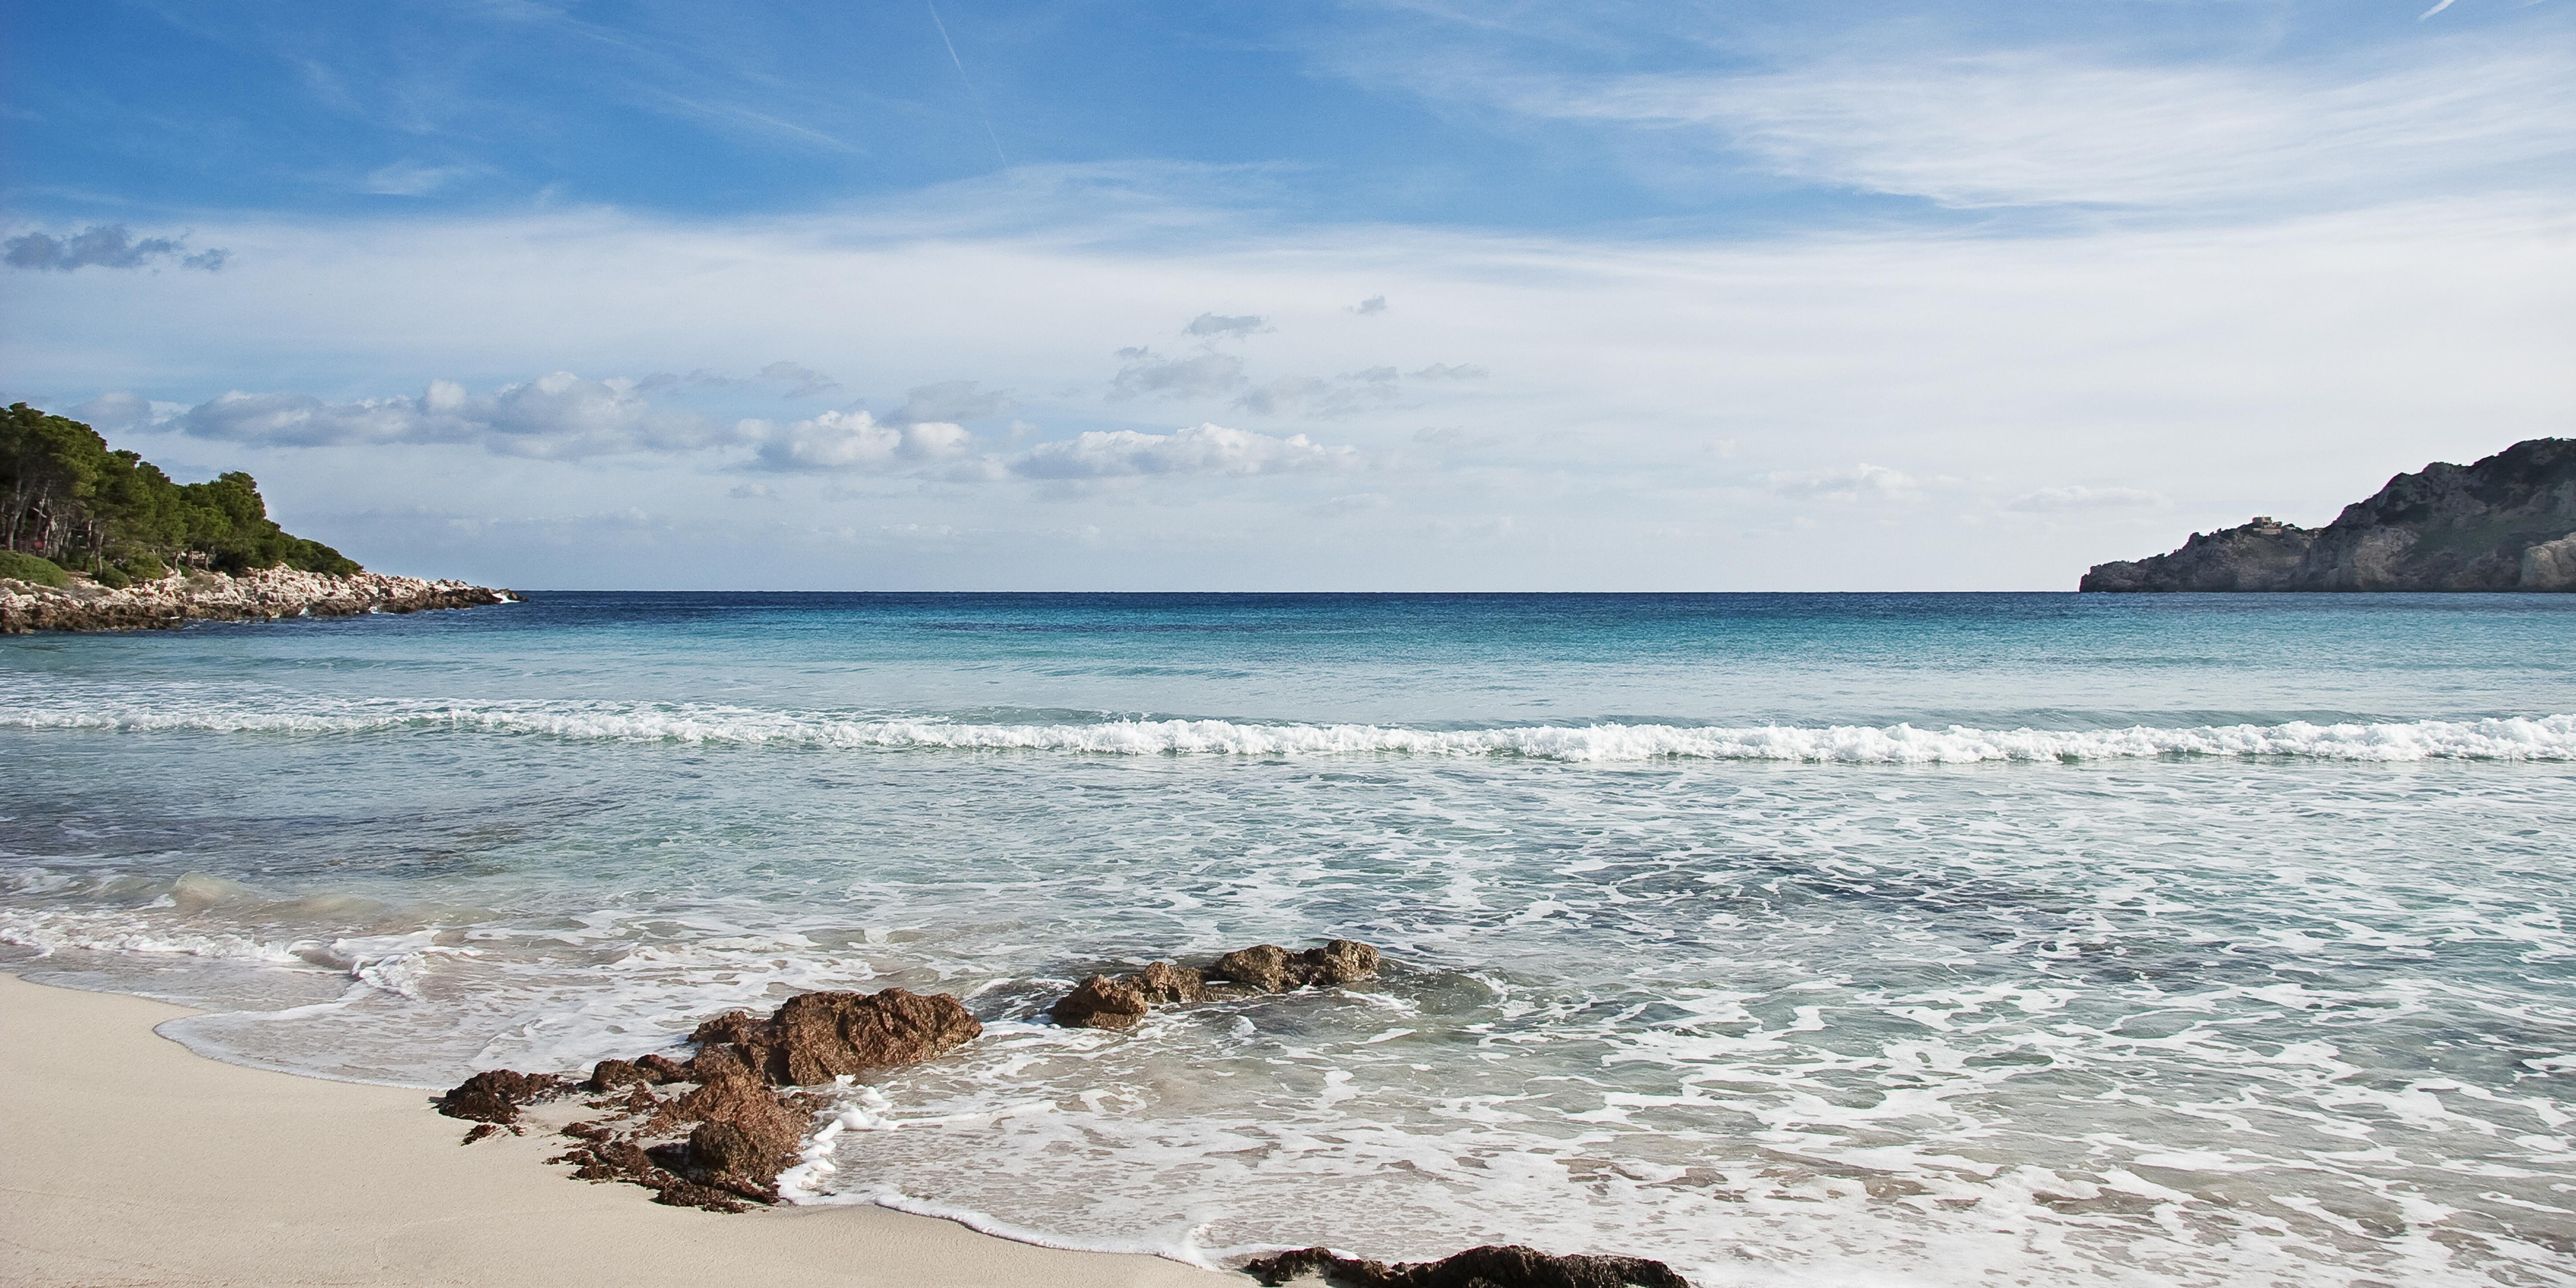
[6,698,2575,763]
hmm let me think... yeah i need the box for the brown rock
[686,1117,799,1198]
[1212,940,1383,992]
[1050,974,1153,1029]
[667,1042,811,1194]
[634,1053,689,1083]
[1213,944,1295,991]
[434,1069,566,1125]
[769,987,984,1085]
[585,1058,653,1092]
[1130,960,1209,1003]
[1302,939,1382,985]
[686,1010,768,1052]
[680,989,983,1086]
[1242,1244,1691,1288]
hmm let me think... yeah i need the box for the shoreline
[0,567,514,633]
[0,972,1233,1288]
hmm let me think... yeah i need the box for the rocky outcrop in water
[436,986,981,1213]
[2080,438,2576,591]
[1243,1244,1693,1288]
[0,565,515,632]
[1049,940,1383,1030]
[687,987,984,1086]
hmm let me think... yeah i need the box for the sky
[3,0,2569,590]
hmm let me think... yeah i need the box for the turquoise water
[4,593,2573,1285]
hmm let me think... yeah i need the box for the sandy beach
[0,973,1234,1288]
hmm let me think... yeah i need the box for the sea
[3,591,2571,1287]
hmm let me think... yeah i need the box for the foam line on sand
[0,973,1230,1288]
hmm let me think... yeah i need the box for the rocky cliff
[2081,438,2576,592]
[0,566,516,632]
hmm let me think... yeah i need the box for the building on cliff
[2080,438,2576,592]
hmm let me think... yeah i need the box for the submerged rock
[1242,1244,1692,1288]
[1051,940,1383,1030]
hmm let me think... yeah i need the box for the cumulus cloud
[180,373,728,458]
[1766,463,1920,501]
[6,225,229,272]
[1183,312,1271,338]
[758,361,840,399]
[745,408,972,472]
[2005,485,2166,511]
[1350,295,1389,315]
[1109,348,1250,400]
[1010,423,1359,480]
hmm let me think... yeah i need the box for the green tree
[0,403,363,580]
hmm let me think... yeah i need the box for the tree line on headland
[0,402,359,588]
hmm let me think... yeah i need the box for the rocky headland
[2080,437,2576,592]
[0,565,516,633]
[430,939,1694,1287]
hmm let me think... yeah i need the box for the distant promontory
[1,402,512,631]
[2081,438,2576,592]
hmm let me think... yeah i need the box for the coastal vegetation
[1,402,359,588]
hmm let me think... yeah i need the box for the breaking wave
[6,699,2574,763]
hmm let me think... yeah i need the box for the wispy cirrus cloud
[1463,38,2576,212]
[178,374,727,458]
[1011,423,1359,480]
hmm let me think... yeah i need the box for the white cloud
[1183,312,1271,338]
[14,188,2570,588]
[1766,463,1920,501]
[1500,40,2576,211]
[2006,485,2167,512]
[1009,423,1360,480]
[747,408,971,472]
[1350,295,1388,315]
[69,391,160,433]
[180,373,728,458]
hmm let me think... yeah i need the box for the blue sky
[3,0,2570,588]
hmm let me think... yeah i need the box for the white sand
[0,973,1238,1287]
